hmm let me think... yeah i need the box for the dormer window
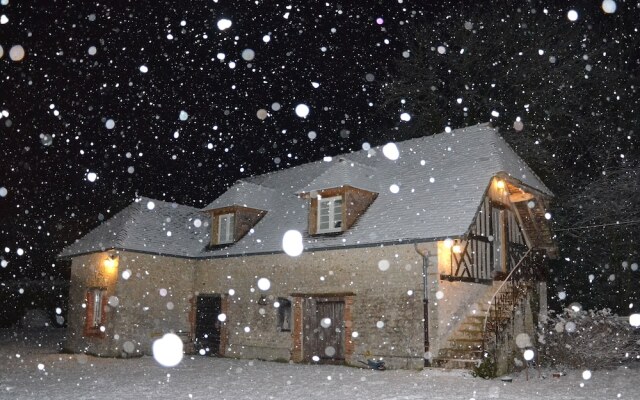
[218,213,235,244]
[296,160,378,236]
[318,196,343,233]
[204,206,266,247]
[304,186,377,236]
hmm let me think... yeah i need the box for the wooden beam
[509,192,534,202]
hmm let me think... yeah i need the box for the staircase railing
[481,248,543,361]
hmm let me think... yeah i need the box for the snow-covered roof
[58,197,209,258]
[295,159,378,194]
[60,124,551,259]
[202,181,275,211]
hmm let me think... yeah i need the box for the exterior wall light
[496,179,506,189]
[452,244,463,254]
[103,253,119,272]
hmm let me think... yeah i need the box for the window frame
[277,297,292,332]
[84,287,106,337]
[316,195,343,234]
[218,213,235,244]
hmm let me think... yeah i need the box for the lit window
[317,196,343,233]
[85,287,105,336]
[218,213,235,244]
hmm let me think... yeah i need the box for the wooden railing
[481,248,546,361]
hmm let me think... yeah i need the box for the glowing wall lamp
[496,179,506,189]
[102,253,119,274]
[452,243,463,254]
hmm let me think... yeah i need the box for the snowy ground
[1,329,639,400]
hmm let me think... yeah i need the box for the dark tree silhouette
[381,0,640,313]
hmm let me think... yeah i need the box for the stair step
[445,344,483,352]
[434,279,536,370]
[485,314,512,321]
[436,349,483,360]
[456,328,484,335]
[431,358,481,369]
[449,337,483,343]
[440,345,483,355]
[450,335,484,342]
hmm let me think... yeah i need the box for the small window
[277,298,292,332]
[85,287,106,336]
[317,196,343,233]
[218,213,235,244]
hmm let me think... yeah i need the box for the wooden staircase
[431,285,494,369]
[432,282,522,369]
[512,200,556,257]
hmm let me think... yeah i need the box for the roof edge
[57,235,463,261]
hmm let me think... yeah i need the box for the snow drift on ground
[1,328,639,399]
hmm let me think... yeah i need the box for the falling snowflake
[382,143,399,160]
[257,278,271,291]
[152,333,183,367]
[282,230,303,256]
[294,104,310,118]
[217,19,232,31]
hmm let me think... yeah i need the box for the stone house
[59,123,556,371]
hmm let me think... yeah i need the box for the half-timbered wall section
[441,180,530,282]
[505,209,528,274]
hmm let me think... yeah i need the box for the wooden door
[303,298,345,362]
[194,295,222,355]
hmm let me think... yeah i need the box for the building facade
[60,124,556,371]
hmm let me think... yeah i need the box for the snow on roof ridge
[112,200,142,249]
[58,195,204,258]
[202,180,276,211]
[295,157,379,194]
[484,130,553,196]
[238,123,497,189]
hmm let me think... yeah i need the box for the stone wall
[63,252,119,356]
[110,252,195,356]
[430,279,490,356]
[65,241,503,370]
[194,242,437,369]
[64,251,195,357]
[494,287,539,375]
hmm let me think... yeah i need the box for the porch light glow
[496,179,505,189]
[443,238,454,248]
[103,253,119,272]
[452,244,462,254]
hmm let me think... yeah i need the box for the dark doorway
[194,295,222,356]
[303,298,345,362]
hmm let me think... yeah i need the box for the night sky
[0,0,635,283]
